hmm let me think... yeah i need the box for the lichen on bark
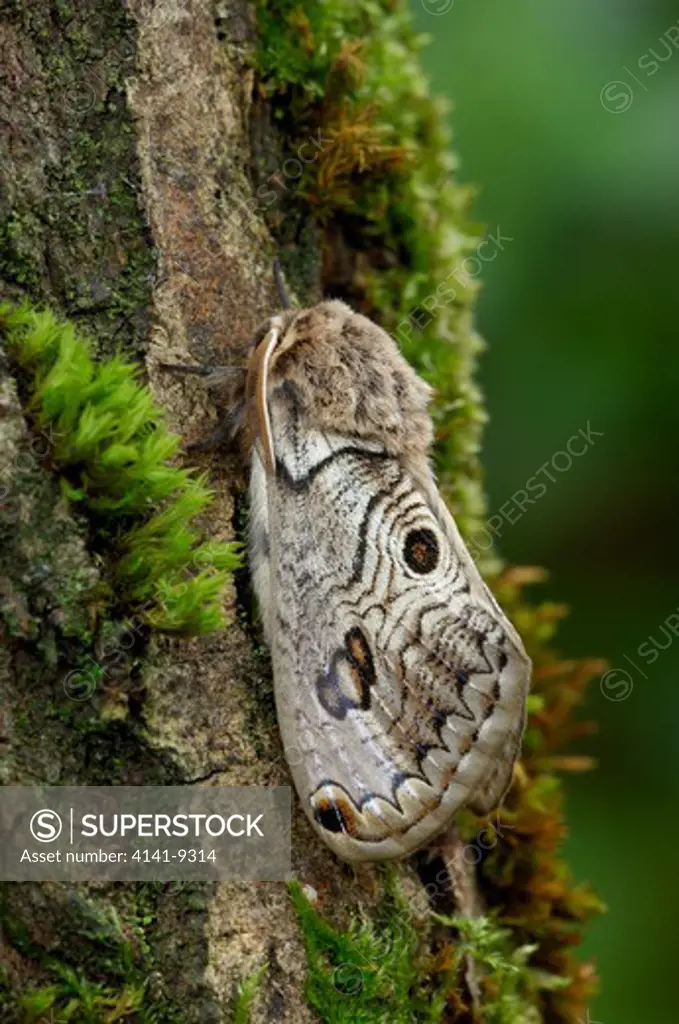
[0,1,602,1022]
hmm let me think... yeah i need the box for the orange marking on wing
[315,794,360,837]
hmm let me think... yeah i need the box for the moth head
[245,300,434,475]
[245,304,343,473]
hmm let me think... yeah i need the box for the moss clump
[17,965,146,1024]
[435,913,570,1024]
[289,880,452,1023]
[1,302,241,634]
[254,2,603,1021]
[289,880,571,1024]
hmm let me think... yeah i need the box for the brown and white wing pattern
[249,379,531,862]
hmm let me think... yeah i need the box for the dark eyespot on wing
[314,802,345,833]
[316,630,376,719]
[403,527,440,574]
[345,626,376,704]
[313,791,359,836]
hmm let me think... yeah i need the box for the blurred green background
[410,1,679,1021]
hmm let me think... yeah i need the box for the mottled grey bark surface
[0,2,399,1020]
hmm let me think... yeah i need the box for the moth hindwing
[246,299,531,862]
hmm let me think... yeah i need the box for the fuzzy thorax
[248,300,434,467]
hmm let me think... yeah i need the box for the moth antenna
[273,257,291,310]
[251,325,281,475]
[159,362,245,394]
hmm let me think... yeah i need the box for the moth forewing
[246,300,532,862]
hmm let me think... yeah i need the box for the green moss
[18,966,146,1023]
[435,913,570,1024]
[290,883,573,1024]
[289,879,452,1023]
[1,302,241,634]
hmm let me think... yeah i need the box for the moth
[174,297,531,862]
